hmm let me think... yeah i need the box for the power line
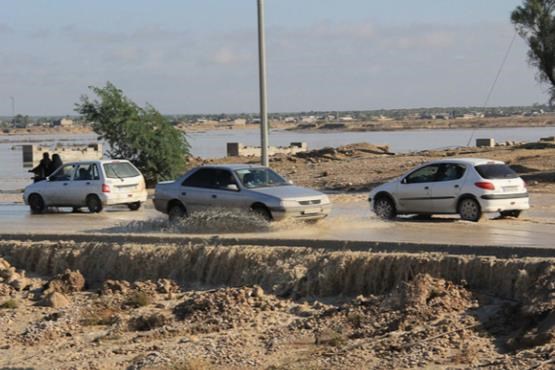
[466,30,518,147]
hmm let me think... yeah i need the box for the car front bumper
[269,203,332,221]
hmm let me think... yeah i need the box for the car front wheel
[459,198,482,222]
[374,196,396,220]
[28,194,45,214]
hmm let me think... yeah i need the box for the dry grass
[80,306,119,326]
[125,291,152,308]
[0,299,18,309]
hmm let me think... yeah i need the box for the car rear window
[474,164,518,179]
[103,162,140,178]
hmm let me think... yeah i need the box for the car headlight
[280,200,299,208]
[321,195,330,204]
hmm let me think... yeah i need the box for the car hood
[251,185,325,200]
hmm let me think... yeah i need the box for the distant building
[232,118,247,126]
[340,116,354,122]
[301,116,317,124]
[52,118,74,127]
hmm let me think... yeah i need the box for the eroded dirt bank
[0,241,553,369]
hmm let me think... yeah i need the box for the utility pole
[257,0,269,166]
[9,96,15,117]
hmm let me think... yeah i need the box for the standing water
[1,127,553,191]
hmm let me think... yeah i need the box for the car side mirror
[401,178,407,184]
[226,184,239,191]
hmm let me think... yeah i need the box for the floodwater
[0,193,554,248]
[1,126,554,191]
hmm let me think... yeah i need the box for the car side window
[405,165,441,184]
[74,164,100,181]
[49,164,76,182]
[213,170,238,190]
[182,168,216,188]
[436,164,466,182]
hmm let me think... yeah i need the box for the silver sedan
[153,164,331,221]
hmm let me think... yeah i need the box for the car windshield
[234,168,289,189]
[103,162,140,179]
[475,164,518,179]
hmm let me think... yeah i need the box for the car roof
[197,164,268,171]
[62,159,132,166]
[426,158,505,166]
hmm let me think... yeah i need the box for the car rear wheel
[86,195,103,213]
[127,202,141,211]
[500,210,521,218]
[374,196,396,220]
[459,198,481,222]
[168,203,186,222]
[252,204,272,222]
[28,194,45,214]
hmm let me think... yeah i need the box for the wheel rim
[460,199,479,220]
[375,199,393,219]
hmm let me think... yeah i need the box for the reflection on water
[1,127,554,191]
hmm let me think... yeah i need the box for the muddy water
[1,193,554,248]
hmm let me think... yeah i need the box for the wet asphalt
[0,193,554,248]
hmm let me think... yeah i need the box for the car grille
[299,199,322,206]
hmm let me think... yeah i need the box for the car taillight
[475,181,495,190]
[102,184,111,193]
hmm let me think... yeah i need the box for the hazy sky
[0,0,548,115]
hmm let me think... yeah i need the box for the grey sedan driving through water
[153,165,331,221]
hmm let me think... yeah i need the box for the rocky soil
[1,253,553,370]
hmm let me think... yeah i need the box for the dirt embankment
[0,240,553,369]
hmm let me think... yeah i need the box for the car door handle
[424,186,429,190]
[181,192,187,196]
[212,194,217,199]
[454,185,460,188]
[63,183,68,186]
[86,182,91,185]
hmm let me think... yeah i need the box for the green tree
[512,0,555,104]
[75,82,189,185]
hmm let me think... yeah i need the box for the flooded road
[1,193,554,248]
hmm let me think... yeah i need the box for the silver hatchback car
[153,165,331,221]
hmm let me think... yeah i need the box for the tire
[458,198,482,222]
[127,202,141,211]
[374,196,396,220]
[500,210,522,218]
[28,193,45,214]
[252,204,272,222]
[86,195,103,213]
[168,203,186,222]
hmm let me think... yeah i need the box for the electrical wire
[466,30,518,147]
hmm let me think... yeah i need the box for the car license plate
[503,186,518,192]
[128,194,133,198]
[304,208,320,215]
